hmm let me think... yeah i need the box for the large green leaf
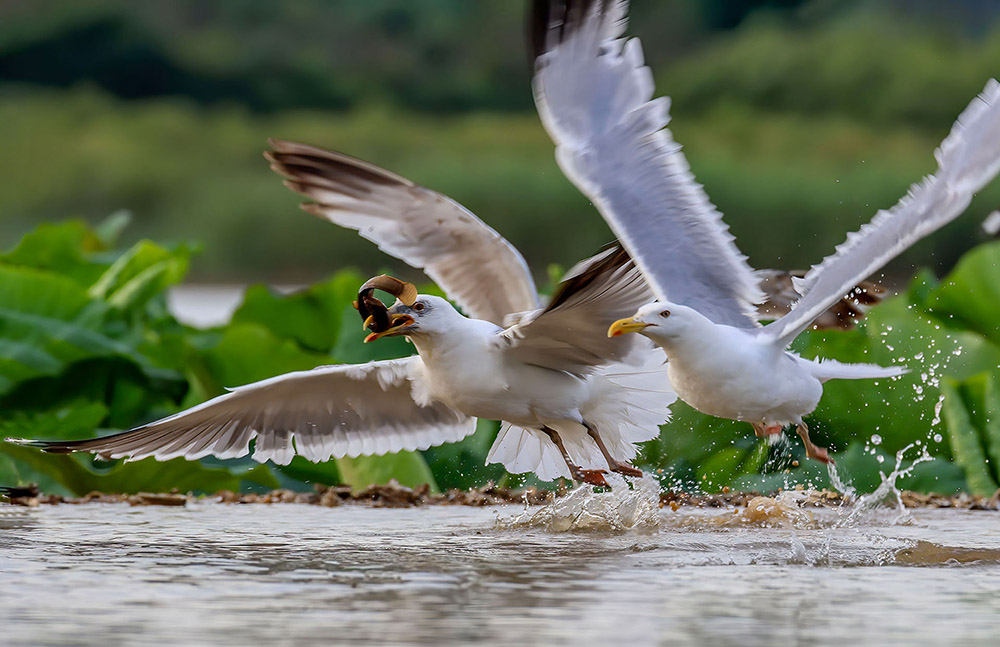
[89,240,191,312]
[0,265,154,394]
[0,400,279,495]
[199,322,332,388]
[232,271,364,353]
[1,443,277,496]
[336,452,440,493]
[733,443,968,495]
[422,418,504,490]
[930,241,1000,347]
[796,295,1000,455]
[641,400,757,490]
[940,377,999,496]
[1,220,109,286]
[274,456,342,488]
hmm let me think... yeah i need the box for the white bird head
[607,301,705,344]
[365,295,461,342]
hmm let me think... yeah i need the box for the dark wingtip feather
[5,437,78,454]
[528,0,559,62]
[265,140,407,201]
[529,0,612,62]
[545,241,632,312]
[1,484,39,498]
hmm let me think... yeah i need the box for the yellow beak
[364,314,415,343]
[607,317,650,338]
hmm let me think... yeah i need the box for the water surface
[1,502,998,646]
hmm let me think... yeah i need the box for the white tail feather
[805,357,908,383]
[485,345,675,481]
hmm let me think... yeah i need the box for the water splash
[827,461,857,498]
[839,443,934,526]
[496,474,661,532]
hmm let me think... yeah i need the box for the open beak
[608,317,651,338]
[364,314,415,342]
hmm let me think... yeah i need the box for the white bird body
[406,303,591,428]
[639,305,823,426]
[374,291,673,481]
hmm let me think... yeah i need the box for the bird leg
[795,422,832,464]
[751,422,784,437]
[542,427,609,487]
[583,422,643,478]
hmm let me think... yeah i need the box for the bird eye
[660,309,671,318]
[413,302,425,312]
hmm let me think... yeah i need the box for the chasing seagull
[532,0,1000,461]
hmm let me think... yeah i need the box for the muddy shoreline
[3,482,998,511]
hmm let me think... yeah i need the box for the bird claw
[577,469,610,487]
[752,423,784,438]
[805,444,833,464]
[611,462,643,478]
[795,423,834,464]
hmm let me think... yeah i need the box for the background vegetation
[2,0,999,281]
[1,1,999,496]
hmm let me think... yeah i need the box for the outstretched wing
[266,140,540,326]
[499,243,654,375]
[532,0,763,328]
[6,358,475,465]
[762,79,1000,347]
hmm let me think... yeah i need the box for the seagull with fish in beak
[347,247,675,485]
[7,244,675,486]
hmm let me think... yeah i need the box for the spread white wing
[499,243,654,375]
[7,358,476,465]
[762,79,1000,348]
[533,0,763,328]
[267,140,540,326]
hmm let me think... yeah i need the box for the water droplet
[871,434,882,446]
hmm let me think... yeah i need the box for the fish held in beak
[607,317,651,338]
[354,275,418,334]
[364,313,415,343]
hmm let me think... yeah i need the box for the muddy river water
[1,492,998,647]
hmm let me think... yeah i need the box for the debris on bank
[660,486,999,511]
[2,482,997,511]
[0,481,557,509]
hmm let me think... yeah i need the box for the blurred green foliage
[3,88,999,284]
[1,1,999,282]
[1,218,999,497]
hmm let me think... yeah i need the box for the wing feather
[763,79,1000,347]
[499,243,654,375]
[266,140,539,325]
[6,358,476,465]
[532,0,763,328]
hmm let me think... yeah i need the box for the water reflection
[1,504,999,646]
